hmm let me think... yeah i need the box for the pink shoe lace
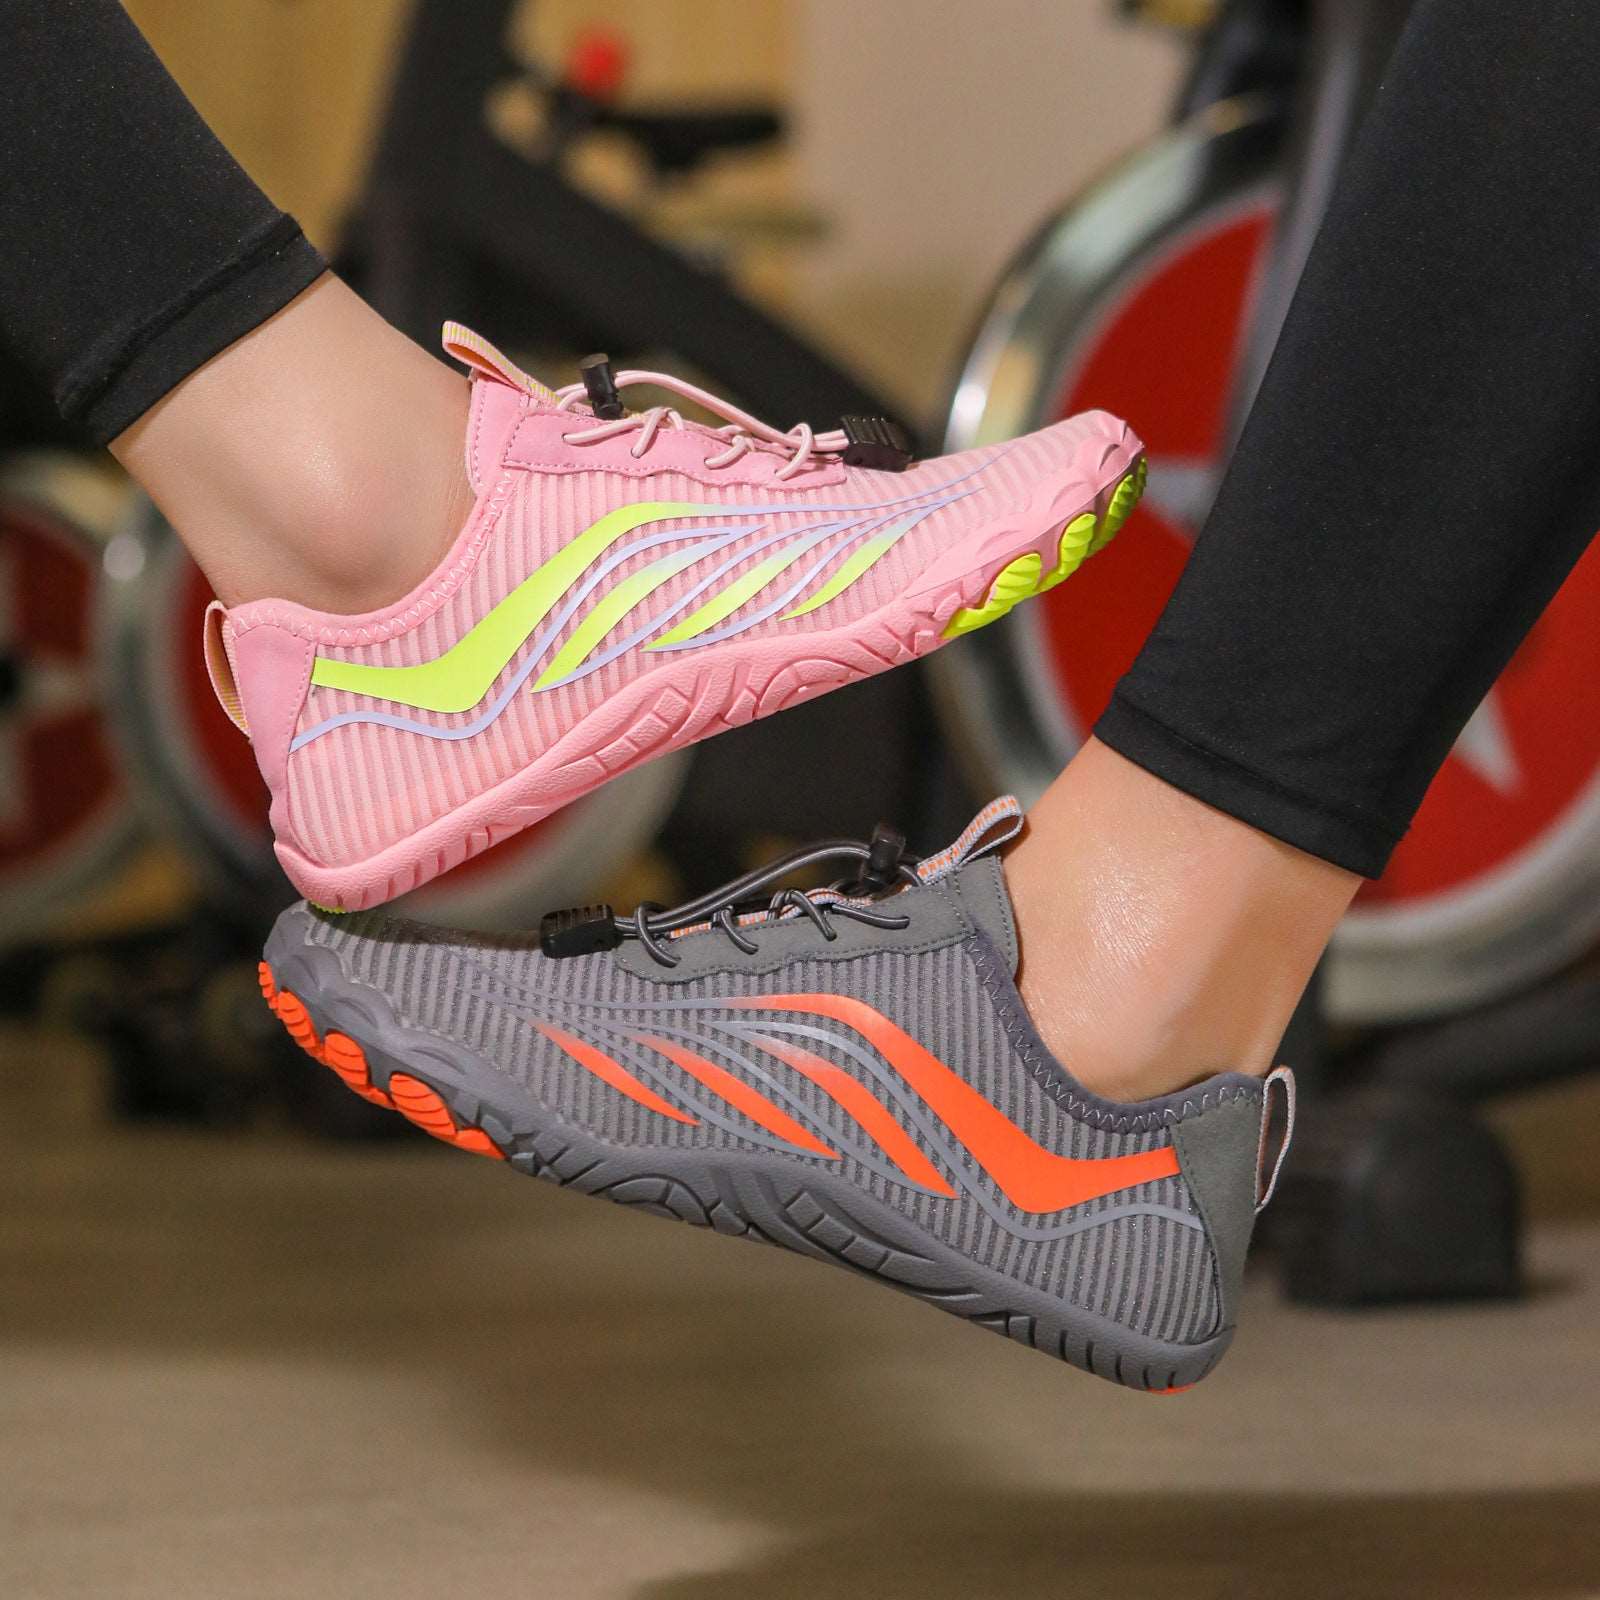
[553,369,850,480]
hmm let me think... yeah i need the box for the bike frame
[345,0,918,443]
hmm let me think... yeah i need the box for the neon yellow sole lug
[943,552,1042,637]
[1038,513,1098,594]
[1089,455,1147,557]
[941,455,1146,640]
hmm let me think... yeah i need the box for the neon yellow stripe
[309,502,714,713]
[780,527,903,620]
[533,546,703,688]
[647,537,814,649]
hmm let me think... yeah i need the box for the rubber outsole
[258,907,1231,1394]
[280,439,1145,911]
[943,453,1146,637]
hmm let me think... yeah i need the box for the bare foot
[111,274,473,613]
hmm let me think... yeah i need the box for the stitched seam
[950,862,1014,968]
[967,936,1262,1134]
[469,381,485,489]
[1171,1118,1232,1340]
[469,383,532,490]
[1107,689,1405,841]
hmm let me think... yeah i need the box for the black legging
[2,0,325,443]
[2,0,1595,878]
[1097,0,1600,875]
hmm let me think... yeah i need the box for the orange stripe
[728,996,1180,1212]
[632,1033,838,1158]
[746,1033,956,1196]
[538,1023,698,1125]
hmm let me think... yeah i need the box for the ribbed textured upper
[243,399,1111,867]
[299,863,1259,1345]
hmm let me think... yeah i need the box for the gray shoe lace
[540,823,920,968]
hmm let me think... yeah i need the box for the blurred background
[2,2,1598,1595]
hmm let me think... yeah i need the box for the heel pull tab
[1256,1065,1297,1214]
[441,323,557,402]
[203,600,249,736]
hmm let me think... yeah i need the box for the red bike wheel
[0,456,135,940]
[938,103,1600,1021]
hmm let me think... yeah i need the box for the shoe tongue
[951,855,1020,977]
[913,797,1023,977]
[445,322,562,494]
[464,376,525,494]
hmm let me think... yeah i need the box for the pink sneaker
[205,325,1145,910]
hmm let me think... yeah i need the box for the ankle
[231,422,476,615]
[1013,945,1294,1102]
[1004,740,1359,1103]
[110,275,474,613]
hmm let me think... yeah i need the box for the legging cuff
[1093,689,1402,878]
[61,214,326,444]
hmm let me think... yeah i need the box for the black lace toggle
[840,415,914,471]
[540,903,623,958]
[578,353,627,420]
[859,822,910,892]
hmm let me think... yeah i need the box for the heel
[210,612,317,845]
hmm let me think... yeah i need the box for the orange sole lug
[259,962,504,1159]
[388,1072,505,1159]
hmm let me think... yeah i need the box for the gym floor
[5,1030,1599,1600]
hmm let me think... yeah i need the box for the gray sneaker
[260,798,1292,1392]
